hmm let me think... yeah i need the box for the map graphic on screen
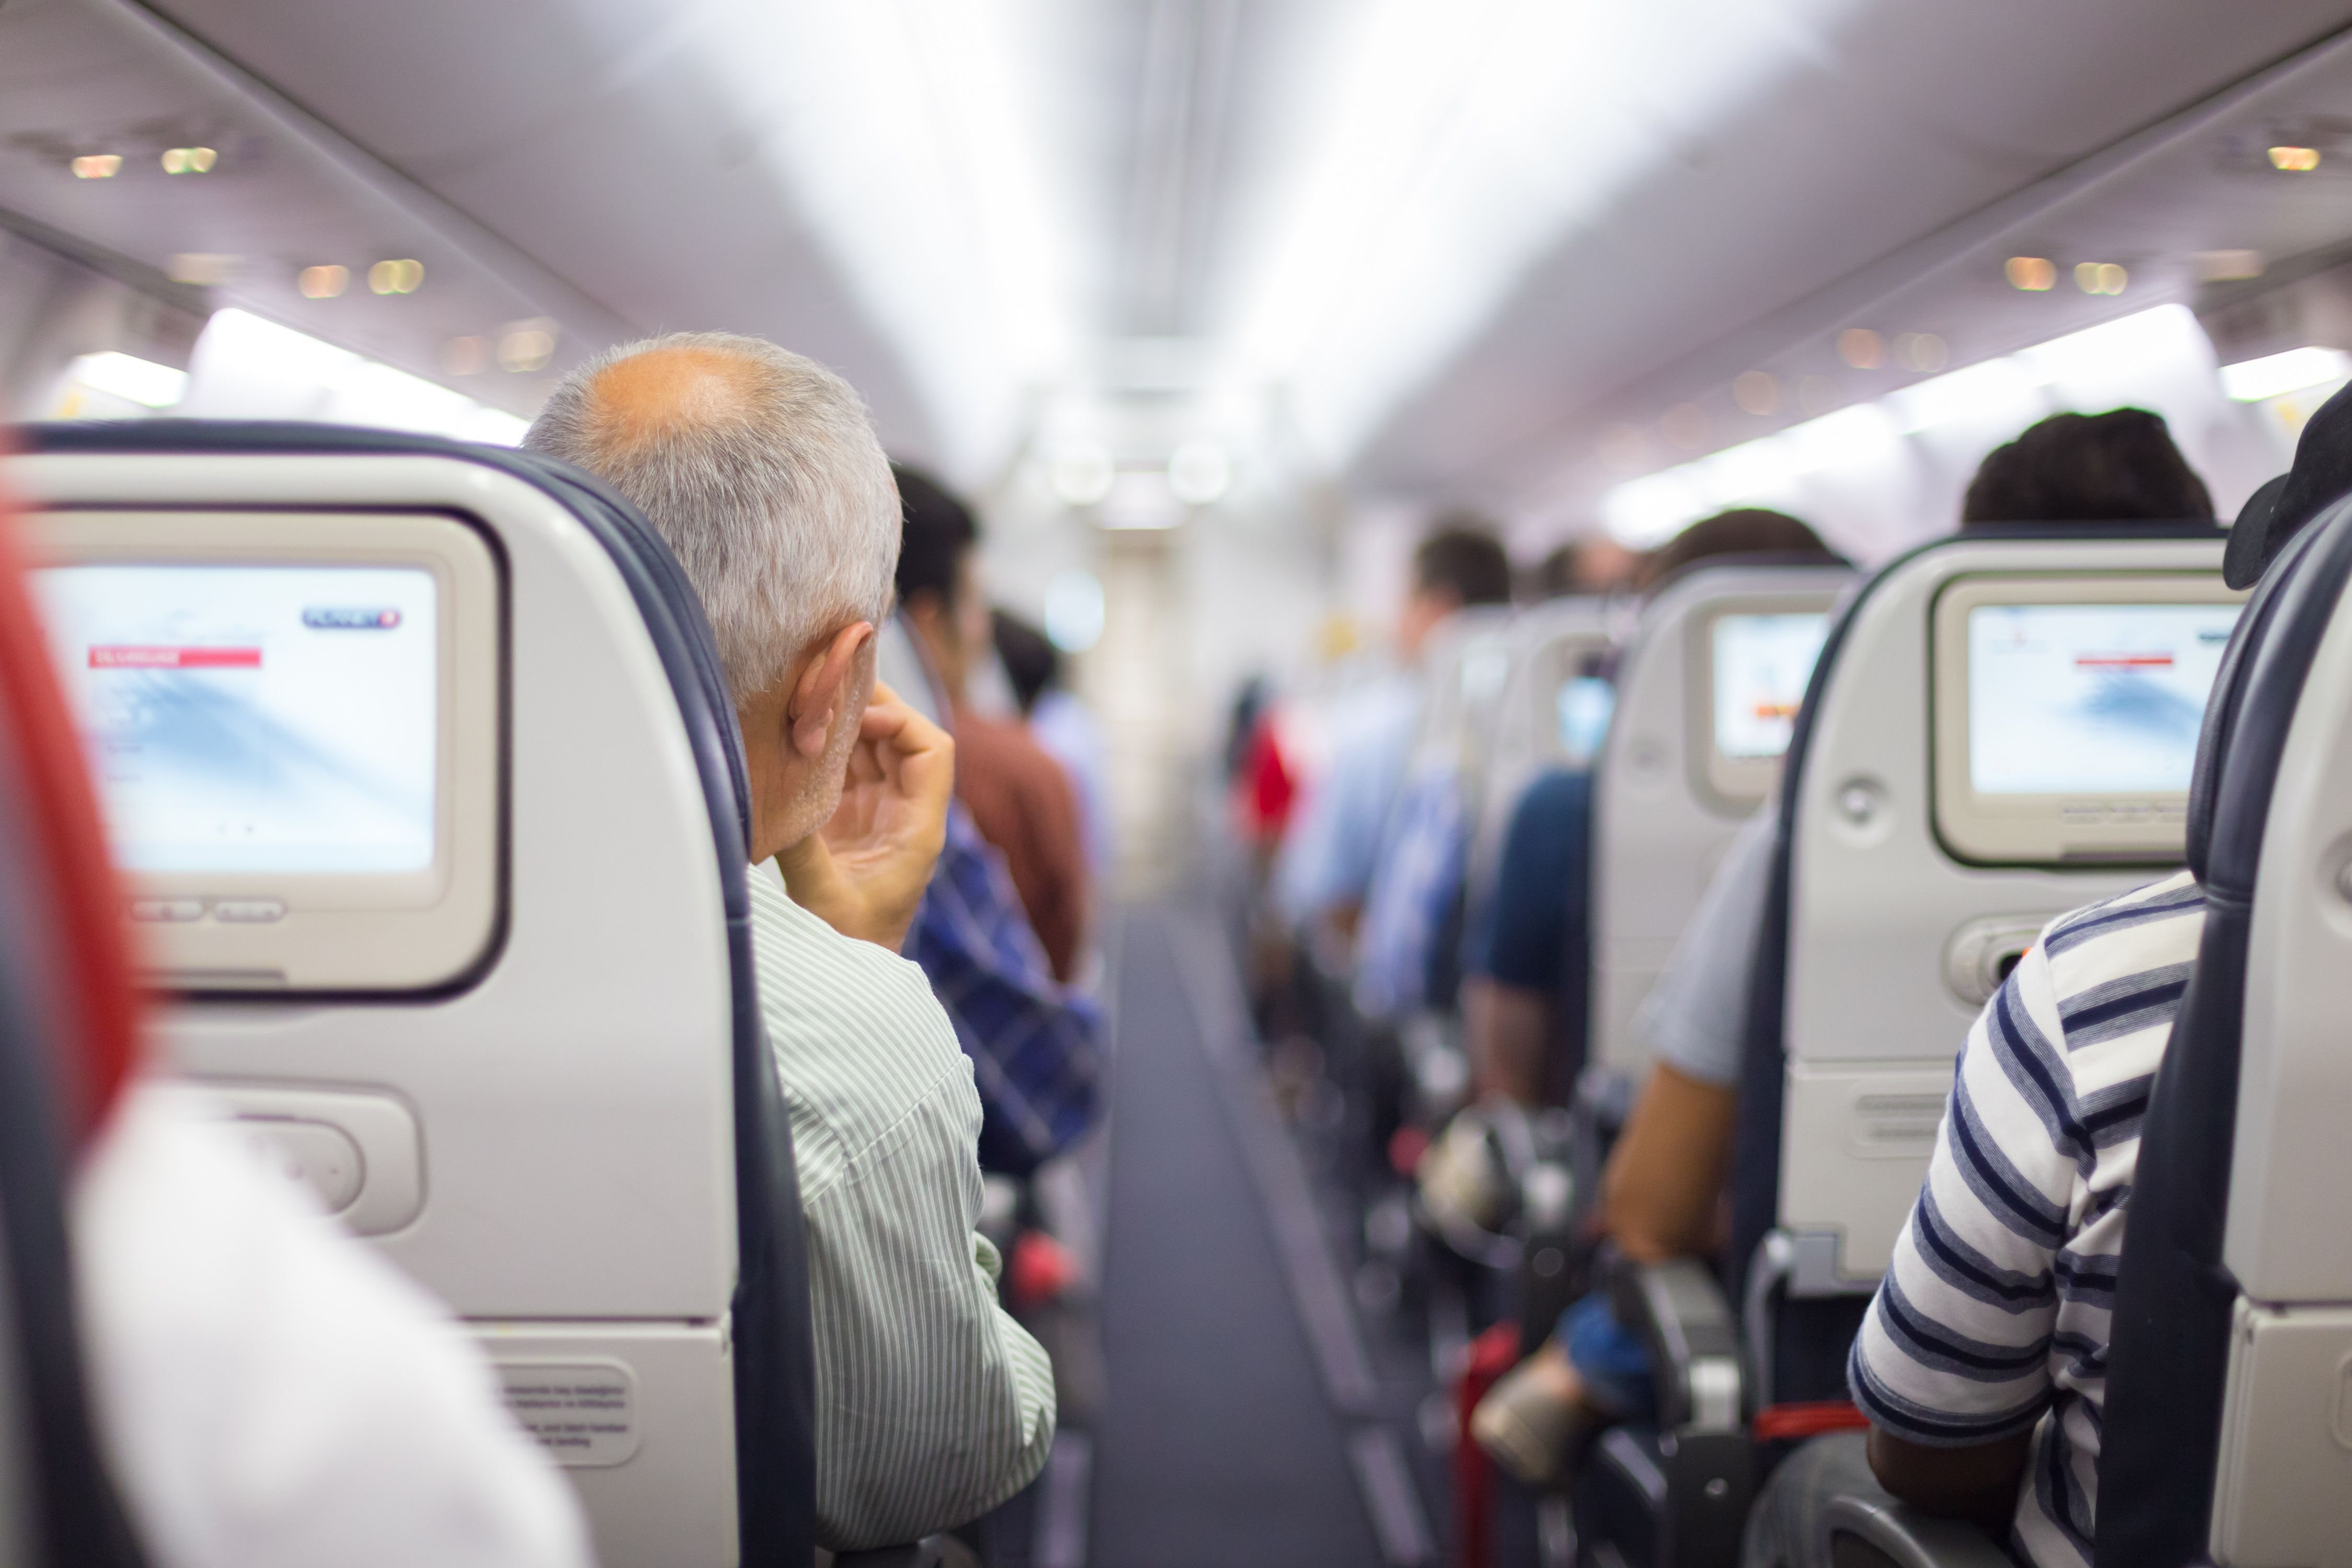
[1713,612,1828,760]
[34,563,438,873]
[1966,602,2240,795]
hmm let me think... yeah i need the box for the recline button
[129,898,205,922]
[213,898,286,923]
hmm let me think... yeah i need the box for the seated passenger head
[1632,507,1841,593]
[1404,514,1513,655]
[1531,536,1641,599]
[1960,407,2212,528]
[522,332,900,858]
[992,610,1058,718]
[2223,378,2352,587]
[892,465,990,707]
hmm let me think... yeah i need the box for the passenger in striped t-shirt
[1760,872,2205,1568]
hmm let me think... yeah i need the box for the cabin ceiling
[6,0,2352,524]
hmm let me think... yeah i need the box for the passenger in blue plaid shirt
[907,802,1102,1176]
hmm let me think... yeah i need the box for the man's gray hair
[523,331,900,698]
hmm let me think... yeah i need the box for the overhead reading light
[1838,328,1885,369]
[1166,441,1232,506]
[70,155,121,179]
[2269,145,2321,172]
[297,264,349,299]
[160,147,217,174]
[2074,262,2128,296]
[497,321,557,373]
[67,351,188,409]
[2193,249,2265,283]
[1733,372,1780,416]
[2220,346,2352,402]
[167,253,237,286]
[2004,256,2057,291]
[368,259,424,295]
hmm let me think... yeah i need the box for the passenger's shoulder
[2036,869,2207,976]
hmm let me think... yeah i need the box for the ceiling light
[297,264,349,299]
[368,259,424,295]
[497,320,557,373]
[1166,441,1232,506]
[2004,256,2057,292]
[67,351,188,408]
[2220,346,2352,402]
[2268,145,2321,172]
[1048,446,1115,507]
[1662,402,1709,451]
[1097,469,1181,531]
[1601,469,1708,548]
[1699,436,1794,505]
[1895,333,1947,373]
[1733,371,1780,416]
[1043,570,1105,652]
[167,253,237,285]
[160,147,217,174]
[1782,401,1900,475]
[70,155,121,179]
[2074,262,2128,296]
[2194,249,2265,283]
[1838,328,1885,369]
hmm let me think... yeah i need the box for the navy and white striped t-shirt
[1849,870,2206,1568]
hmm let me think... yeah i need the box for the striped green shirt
[745,861,1056,1551]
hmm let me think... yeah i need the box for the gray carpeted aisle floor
[1087,905,1385,1567]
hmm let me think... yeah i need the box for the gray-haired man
[526,333,1053,1549]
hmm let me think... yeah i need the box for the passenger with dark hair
[1473,412,2219,1507]
[1273,516,1513,940]
[995,608,1113,879]
[1634,505,1844,590]
[1531,535,1642,599]
[1960,407,2213,526]
[894,467,1089,983]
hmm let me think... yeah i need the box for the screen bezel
[1688,599,1829,809]
[30,509,502,992]
[1931,571,2244,867]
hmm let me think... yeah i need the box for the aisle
[1087,903,1392,1567]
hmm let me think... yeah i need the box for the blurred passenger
[1272,517,1513,949]
[1429,511,1838,1235]
[1529,534,1641,599]
[1471,410,2216,1492]
[995,608,1114,883]
[895,468,1088,982]
[525,335,1054,1548]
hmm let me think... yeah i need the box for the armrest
[1819,1495,2011,1568]
[1608,1255,1743,1433]
[833,1539,947,1568]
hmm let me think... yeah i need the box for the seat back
[0,470,149,1567]
[1466,596,1619,900]
[1592,564,1850,1080]
[9,424,810,1568]
[1732,526,2233,1404]
[2096,496,2352,1568]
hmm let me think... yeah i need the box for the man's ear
[788,621,875,757]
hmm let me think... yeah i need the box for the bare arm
[1601,1062,1739,1263]
[1866,1428,2033,1534]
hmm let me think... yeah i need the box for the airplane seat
[0,467,149,1565]
[2095,492,2352,1568]
[1463,595,1619,914]
[1583,525,2235,1567]
[1590,560,1851,1100]
[5,421,848,1568]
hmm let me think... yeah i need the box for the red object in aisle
[1454,1320,1522,1568]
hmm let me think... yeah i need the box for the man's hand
[774,683,953,952]
[1866,1427,2033,1535]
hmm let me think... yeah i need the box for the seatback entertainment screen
[1712,611,1828,760]
[1966,602,2239,795]
[35,563,439,873]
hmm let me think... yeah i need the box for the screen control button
[232,1119,364,1214]
[212,899,286,923]
[129,898,205,923]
